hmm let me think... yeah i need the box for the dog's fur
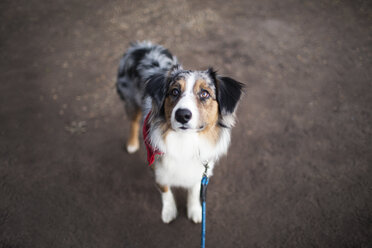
[117,41,243,223]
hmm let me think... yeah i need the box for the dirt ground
[0,0,371,247]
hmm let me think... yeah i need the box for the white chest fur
[153,130,228,188]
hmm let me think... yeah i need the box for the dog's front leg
[158,184,177,223]
[187,183,202,223]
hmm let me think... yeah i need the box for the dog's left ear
[208,68,244,115]
[145,73,168,109]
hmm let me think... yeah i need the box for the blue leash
[200,163,209,248]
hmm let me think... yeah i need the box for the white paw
[161,202,177,224]
[187,203,202,223]
[126,143,139,154]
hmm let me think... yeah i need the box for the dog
[116,41,243,223]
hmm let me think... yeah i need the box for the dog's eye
[200,90,210,99]
[171,88,180,97]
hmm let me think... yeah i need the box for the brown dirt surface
[1,0,371,247]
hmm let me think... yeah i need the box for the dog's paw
[187,203,202,223]
[126,143,139,154]
[161,202,177,224]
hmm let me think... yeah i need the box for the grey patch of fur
[116,41,178,118]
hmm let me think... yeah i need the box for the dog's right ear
[145,73,168,108]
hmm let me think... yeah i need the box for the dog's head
[145,66,243,132]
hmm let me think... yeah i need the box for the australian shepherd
[116,41,243,223]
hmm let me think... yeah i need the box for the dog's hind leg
[126,108,142,154]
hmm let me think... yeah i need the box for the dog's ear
[211,70,243,115]
[217,76,244,115]
[145,73,168,108]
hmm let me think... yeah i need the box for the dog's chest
[154,131,214,187]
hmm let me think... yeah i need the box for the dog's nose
[175,108,192,124]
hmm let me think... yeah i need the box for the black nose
[175,108,192,124]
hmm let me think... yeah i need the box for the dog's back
[116,41,178,112]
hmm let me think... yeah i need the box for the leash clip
[200,160,209,202]
[202,160,209,178]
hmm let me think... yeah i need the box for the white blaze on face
[171,73,200,130]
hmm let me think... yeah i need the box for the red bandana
[142,112,163,166]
